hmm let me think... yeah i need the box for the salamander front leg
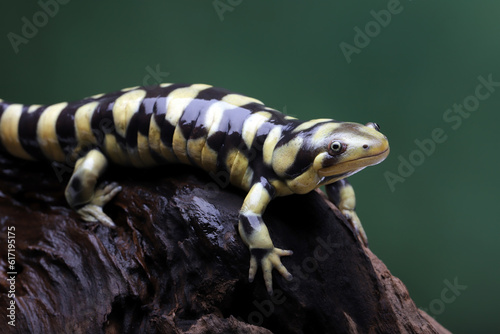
[65,149,122,227]
[326,179,368,246]
[238,181,293,294]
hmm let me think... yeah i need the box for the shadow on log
[0,153,450,334]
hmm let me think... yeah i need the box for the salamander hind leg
[326,179,368,246]
[238,181,293,294]
[65,149,122,228]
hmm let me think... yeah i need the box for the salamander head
[272,121,389,194]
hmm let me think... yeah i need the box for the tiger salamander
[0,83,389,293]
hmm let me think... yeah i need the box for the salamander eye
[366,122,381,132]
[328,141,345,155]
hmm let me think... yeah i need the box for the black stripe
[239,213,262,236]
[213,107,252,171]
[137,86,169,136]
[239,102,267,113]
[254,122,275,143]
[125,93,163,162]
[18,105,46,160]
[125,111,141,149]
[257,176,276,198]
[284,147,316,179]
[155,84,190,148]
[91,89,146,150]
[179,98,205,140]
[90,89,127,103]
[189,105,209,140]
[58,89,124,154]
[195,86,232,101]
[55,104,78,155]
[90,96,118,147]
[264,108,293,126]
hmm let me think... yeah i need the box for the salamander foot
[76,182,122,228]
[249,247,293,294]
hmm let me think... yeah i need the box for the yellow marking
[221,93,264,107]
[167,85,211,164]
[200,101,229,171]
[313,152,330,172]
[292,119,332,133]
[172,128,189,164]
[285,115,298,120]
[241,182,271,215]
[238,215,273,249]
[37,102,68,162]
[187,137,206,166]
[113,89,147,138]
[136,132,157,167]
[66,149,109,207]
[28,105,42,113]
[312,122,341,142]
[165,84,211,126]
[285,166,320,194]
[263,126,282,166]
[148,115,161,155]
[121,86,140,92]
[148,115,177,162]
[200,145,218,173]
[225,149,238,171]
[229,150,250,187]
[160,83,173,88]
[270,136,303,176]
[0,104,34,160]
[339,183,356,211]
[241,167,254,191]
[241,111,272,148]
[75,101,99,146]
[104,134,129,165]
[271,180,293,196]
[185,99,222,166]
[90,93,104,99]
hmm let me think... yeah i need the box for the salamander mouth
[318,147,390,178]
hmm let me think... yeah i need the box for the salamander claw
[343,209,368,246]
[249,247,293,294]
[91,182,122,207]
[76,182,122,228]
[77,205,115,228]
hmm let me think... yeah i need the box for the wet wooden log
[0,153,450,334]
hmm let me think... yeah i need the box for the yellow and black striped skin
[0,83,390,294]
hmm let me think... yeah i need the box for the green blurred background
[1,1,499,332]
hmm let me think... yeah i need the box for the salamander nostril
[363,144,369,149]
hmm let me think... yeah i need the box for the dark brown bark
[0,153,450,334]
